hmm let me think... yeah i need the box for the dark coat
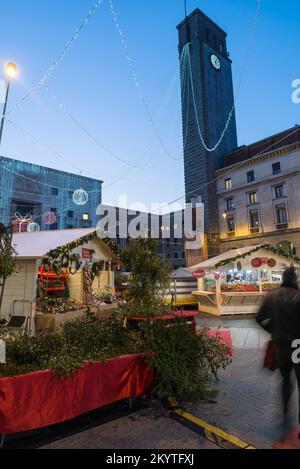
[256,286,300,345]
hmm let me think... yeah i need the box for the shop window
[249,192,258,205]
[273,162,281,175]
[225,178,232,190]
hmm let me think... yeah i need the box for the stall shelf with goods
[189,244,300,316]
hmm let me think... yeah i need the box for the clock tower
[177,8,238,256]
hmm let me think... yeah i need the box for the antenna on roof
[184,0,187,18]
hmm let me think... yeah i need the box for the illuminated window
[226,197,234,210]
[225,178,232,190]
[249,210,260,231]
[83,213,89,221]
[249,192,257,205]
[226,215,235,233]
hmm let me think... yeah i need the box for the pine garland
[215,243,300,268]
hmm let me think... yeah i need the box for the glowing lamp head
[5,63,17,79]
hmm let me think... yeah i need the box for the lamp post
[0,63,17,145]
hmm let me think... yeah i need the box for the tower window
[186,24,191,43]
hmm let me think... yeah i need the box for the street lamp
[0,62,17,145]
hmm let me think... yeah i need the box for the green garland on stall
[46,232,121,261]
[215,243,300,268]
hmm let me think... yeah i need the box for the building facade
[0,156,103,231]
[177,8,238,254]
[98,205,186,269]
[217,126,300,255]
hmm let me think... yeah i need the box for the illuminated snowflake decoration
[27,222,40,233]
[73,188,89,206]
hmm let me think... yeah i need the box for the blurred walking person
[256,267,300,424]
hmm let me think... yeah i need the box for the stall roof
[187,245,264,271]
[12,228,101,259]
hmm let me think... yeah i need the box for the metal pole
[184,0,187,18]
[0,77,11,145]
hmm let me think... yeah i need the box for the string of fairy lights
[2,0,105,121]
[184,0,262,153]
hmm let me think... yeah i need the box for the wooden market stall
[164,267,198,307]
[0,228,120,332]
[189,244,300,316]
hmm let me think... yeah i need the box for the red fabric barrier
[0,354,153,435]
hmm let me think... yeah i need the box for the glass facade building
[0,156,103,230]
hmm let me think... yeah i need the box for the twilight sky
[0,0,299,212]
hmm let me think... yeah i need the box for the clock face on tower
[210,54,221,70]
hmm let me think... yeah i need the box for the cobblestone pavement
[197,317,270,349]
[41,403,217,449]
[191,348,299,449]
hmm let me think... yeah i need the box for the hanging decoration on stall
[12,213,32,233]
[91,259,106,278]
[82,248,95,260]
[27,222,40,233]
[42,211,57,226]
[69,254,82,275]
[251,257,277,269]
[192,269,206,279]
[73,188,89,206]
[215,244,300,268]
[251,258,262,268]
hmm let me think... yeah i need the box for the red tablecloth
[0,354,152,435]
[206,330,234,356]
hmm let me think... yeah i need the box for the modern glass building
[0,156,103,230]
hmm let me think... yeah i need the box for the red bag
[264,340,278,371]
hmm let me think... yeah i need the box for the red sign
[82,248,94,260]
[251,257,277,269]
[267,258,277,268]
[251,258,262,268]
[193,269,206,279]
